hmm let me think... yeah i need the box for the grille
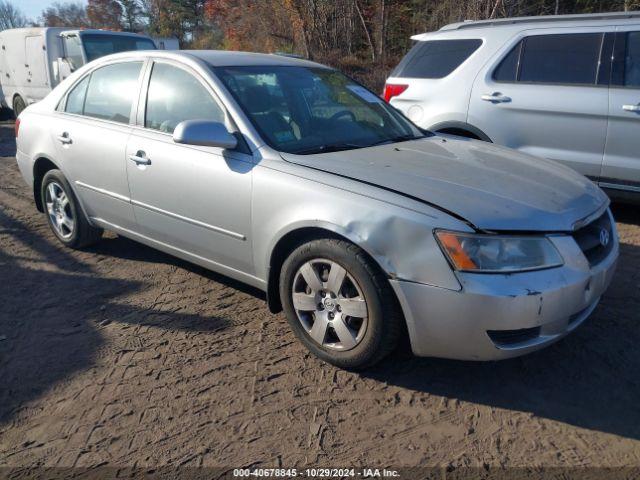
[572,211,613,266]
[487,326,541,347]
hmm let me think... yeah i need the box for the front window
[80,33,156,63]
[145,63,225,134]
[214,66,425,154]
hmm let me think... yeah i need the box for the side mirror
[57,58,73,80]
[173,120,238,150]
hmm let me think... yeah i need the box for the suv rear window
[494,33,603,85]
[391,39,482,79]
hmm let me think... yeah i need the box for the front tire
[41,169,103,248]
[280,238,402,369]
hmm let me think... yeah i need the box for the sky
[16,0,87,22]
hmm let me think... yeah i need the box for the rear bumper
[16,148,33,187]
[391,227,619,361]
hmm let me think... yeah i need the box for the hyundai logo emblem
[599,228,610,248]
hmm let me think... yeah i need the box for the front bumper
[391,222,619,361]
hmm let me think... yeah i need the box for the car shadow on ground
[0,209,234,425]
[364,234,640,441]
[84,234,267,301]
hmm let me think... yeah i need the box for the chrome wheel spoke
[47,183,58,201]
[61,215,74,231]
[326,262,346,294]
[300,262,323,292]
[293,292,317,311]
[309,316,329,345]
[332,317,357,350]
[46,201,55,215]
[339,297,367,318]
[59,193,69,208]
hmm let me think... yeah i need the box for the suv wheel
[280,238,402,369]
[41,169,103,248]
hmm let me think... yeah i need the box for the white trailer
[0,28,156,116]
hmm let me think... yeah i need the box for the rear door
[25,35,49,101]
[468,28,612,180]
[601,27,640,192]
[52,61,144,230]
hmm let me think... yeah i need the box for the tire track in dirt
[1,123,640,469]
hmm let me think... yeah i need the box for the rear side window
[391,39,482,79]
[624,32,640,87]
[65,75,89,115]
[83,62,142,124]
[494,33,603,85]
[145,63,225,134]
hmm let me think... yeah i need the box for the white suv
[385,11,640,200]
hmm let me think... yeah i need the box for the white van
[0,27,156,116]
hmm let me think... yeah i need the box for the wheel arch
[33,156,60,212]
[265,225,397,314]
[429,121,492,142]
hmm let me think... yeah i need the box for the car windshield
[213,65,426,154]
[81,34,156,63]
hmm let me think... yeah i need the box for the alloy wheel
[291,258,368,351]
[45,181,75,239]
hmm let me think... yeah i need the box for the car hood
[280,136,608,232]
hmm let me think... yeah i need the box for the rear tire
[41,169,103,249]
[13,96,26,117]
[279,238,403,370]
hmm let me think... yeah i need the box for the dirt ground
[1,122,639,473]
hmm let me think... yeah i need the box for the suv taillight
[14,118,20,138]
[383,83,408,102]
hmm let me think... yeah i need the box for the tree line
[1,0,640,89]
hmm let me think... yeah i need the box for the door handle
[622,104,640,113]
[481,92,511,103]
[129,151,151,166]
[57,132,72,145]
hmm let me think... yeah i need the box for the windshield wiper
[292,143,366,155]
[368,134,425,148]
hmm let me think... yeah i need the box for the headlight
[435,230,563,273]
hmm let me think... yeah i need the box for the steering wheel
[329,110,356,123]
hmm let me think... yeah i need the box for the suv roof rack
[440,10,640,31]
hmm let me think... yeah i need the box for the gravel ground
[1,122,639,472]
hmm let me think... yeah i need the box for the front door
[52,61,144,230]
[601,27,640,192]
[125,60,254,275]
[468,29,611,180]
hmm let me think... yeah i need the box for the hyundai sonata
[15,50,618,369]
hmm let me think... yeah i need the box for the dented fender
[252,159,470,291]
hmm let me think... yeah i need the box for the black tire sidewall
[280,239,387,369]
[41,170,82,247]
[13,97,25,117]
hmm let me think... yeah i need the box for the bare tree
[0,0,28,29]
[41,2,90,27]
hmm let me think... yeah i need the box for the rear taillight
[383,83,408,102]
[14,118,20,138]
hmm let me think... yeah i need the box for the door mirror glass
[173,120,238,149]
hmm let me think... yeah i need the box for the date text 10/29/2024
[233,468,400,478]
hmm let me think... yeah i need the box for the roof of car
[176,50,328,68]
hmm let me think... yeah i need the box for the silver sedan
[15,50,618,369]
